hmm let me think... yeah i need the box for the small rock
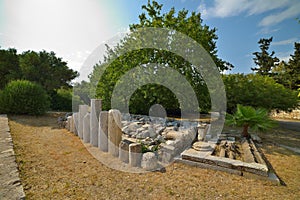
[251,134,262,143]
[155,135,166,143]
[136,130,150,139]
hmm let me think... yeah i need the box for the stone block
[158,144,176,163]
[66,116,72,131]
[83,113,90,143]
[69,115,74,133]
[99,111,109,152]
[108,109,122,157]
[141,152,158,171]
[90,99,102,147]
[119,140,132,163]
[72,113,79,135]
[78,105,89,139]
[129,143,142,167]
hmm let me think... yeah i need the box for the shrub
[50,88,73,111]
[0,80,50,115]
[226,104,277,138]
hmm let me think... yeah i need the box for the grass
[8,113,300,199]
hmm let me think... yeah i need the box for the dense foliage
[89,0,232,115]
[50,88,73,111]
[0,48,21,89]
[223,73,299,113]
[273,42,300,91]
[0,80,50,115]
[0,47,78,111]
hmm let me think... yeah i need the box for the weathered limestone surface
[141,152,158,171]
[241,140,255,163]
[83,113,90,143]
[66,116,72,131]
[129,143,142,167]
[158,143,175,163]
[72,113,79,135]
[0,115,26,200]
[108,109,122,157]
[181,147,268,177]
[90,99,102,147]
[78,105,89,139]
[99,111,109,152]
[119,140,132,163]
[69,115,75,133]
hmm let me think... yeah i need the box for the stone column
[72,113,79,135]
[78,105,89,139]
[119,140,131,163]
[108,109,122,157]
[83,113,90,143]
[69,115,74,133]
[66,116,72,131]
[90,99,102,147]
[129,143,142,167]
[98,111,108,152]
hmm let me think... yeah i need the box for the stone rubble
[65,99,271,177]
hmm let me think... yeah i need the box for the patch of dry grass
[9,114,300,199]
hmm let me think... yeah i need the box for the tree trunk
[242,124,250,138]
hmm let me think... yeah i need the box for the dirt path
[277,120,300,132]
[8,114,300,199]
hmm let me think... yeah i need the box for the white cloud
[256,27,280,35]
[273,38,298,46]
[259,1,300,26]
[199,0,300,27]
[277,51,292,62]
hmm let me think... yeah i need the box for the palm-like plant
[226,104,277,138]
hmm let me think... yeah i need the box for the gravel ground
[8,114,300,199]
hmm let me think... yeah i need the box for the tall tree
[91,0,233,114]
[286,42,300,90]
[19,50,79,93]
[272,42,300,91]
[252,37,279,75]
[0,48,21,89]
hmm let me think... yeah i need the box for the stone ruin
[65,99,202,171]
[64,99,278,182]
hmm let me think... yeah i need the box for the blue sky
[1,0,300,74]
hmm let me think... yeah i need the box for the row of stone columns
[66,99,143,168]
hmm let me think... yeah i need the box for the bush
[0,80,50,115]
[50,88,73,111]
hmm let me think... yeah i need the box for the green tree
[223,73,299,113]
[226,104,277,138]
[90,0,232,114]
[19,50,79,93]
[286,42,300,90]
[0,48,21,89]
[272,42,300,91]
[252,37,279,75]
